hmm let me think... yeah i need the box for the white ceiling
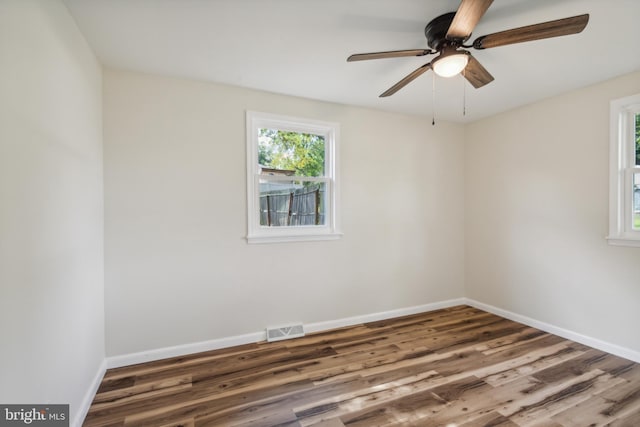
[63,0,640,123]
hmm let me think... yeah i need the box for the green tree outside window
[258,129,325,177]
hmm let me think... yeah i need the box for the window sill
[606,236,640,248]
[247,232,343,244]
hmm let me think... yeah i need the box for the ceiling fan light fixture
[432,51,469,77]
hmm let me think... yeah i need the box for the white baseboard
[106,297,467,369]
[106,331,266,369]
[464,298,640,364]
[73,358,107,427]
[304,298,466,334]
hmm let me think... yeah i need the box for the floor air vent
[266,324,305,342]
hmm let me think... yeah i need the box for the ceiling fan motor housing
[424,12,458,50]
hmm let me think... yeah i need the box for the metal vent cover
[266,324,305,342]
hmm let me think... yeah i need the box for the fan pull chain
[462,69,466,117]
[432,73,436,126]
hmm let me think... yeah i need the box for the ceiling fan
[347,0,589,97]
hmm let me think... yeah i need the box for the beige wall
[0,0,104,423]
[103,68,640,360]
[465,72,640,353]
[103,69,466,356]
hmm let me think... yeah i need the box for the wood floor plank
[495,369,626,425]
[550,394,634,427]
[83,306,640,427]
[607,408,640,426]
[306,419,344,427]
[483,344,586,388]
[157,418,195,427]
[459,411,519,426]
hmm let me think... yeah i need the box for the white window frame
[607,93,640,247]
[246,111,341,244]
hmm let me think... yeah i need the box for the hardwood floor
[83,305,640,426]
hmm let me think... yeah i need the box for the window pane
[259,180,326,227]
[634,172,640,230]
[258,128,325,177]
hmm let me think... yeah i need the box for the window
[608,93,640,247]
[246,111,341,243]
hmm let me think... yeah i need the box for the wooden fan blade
[347,49,432,62]
[463,54,494,88]
[380,62,432,97]
[473,14,589,49]
[446,0,494,41]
